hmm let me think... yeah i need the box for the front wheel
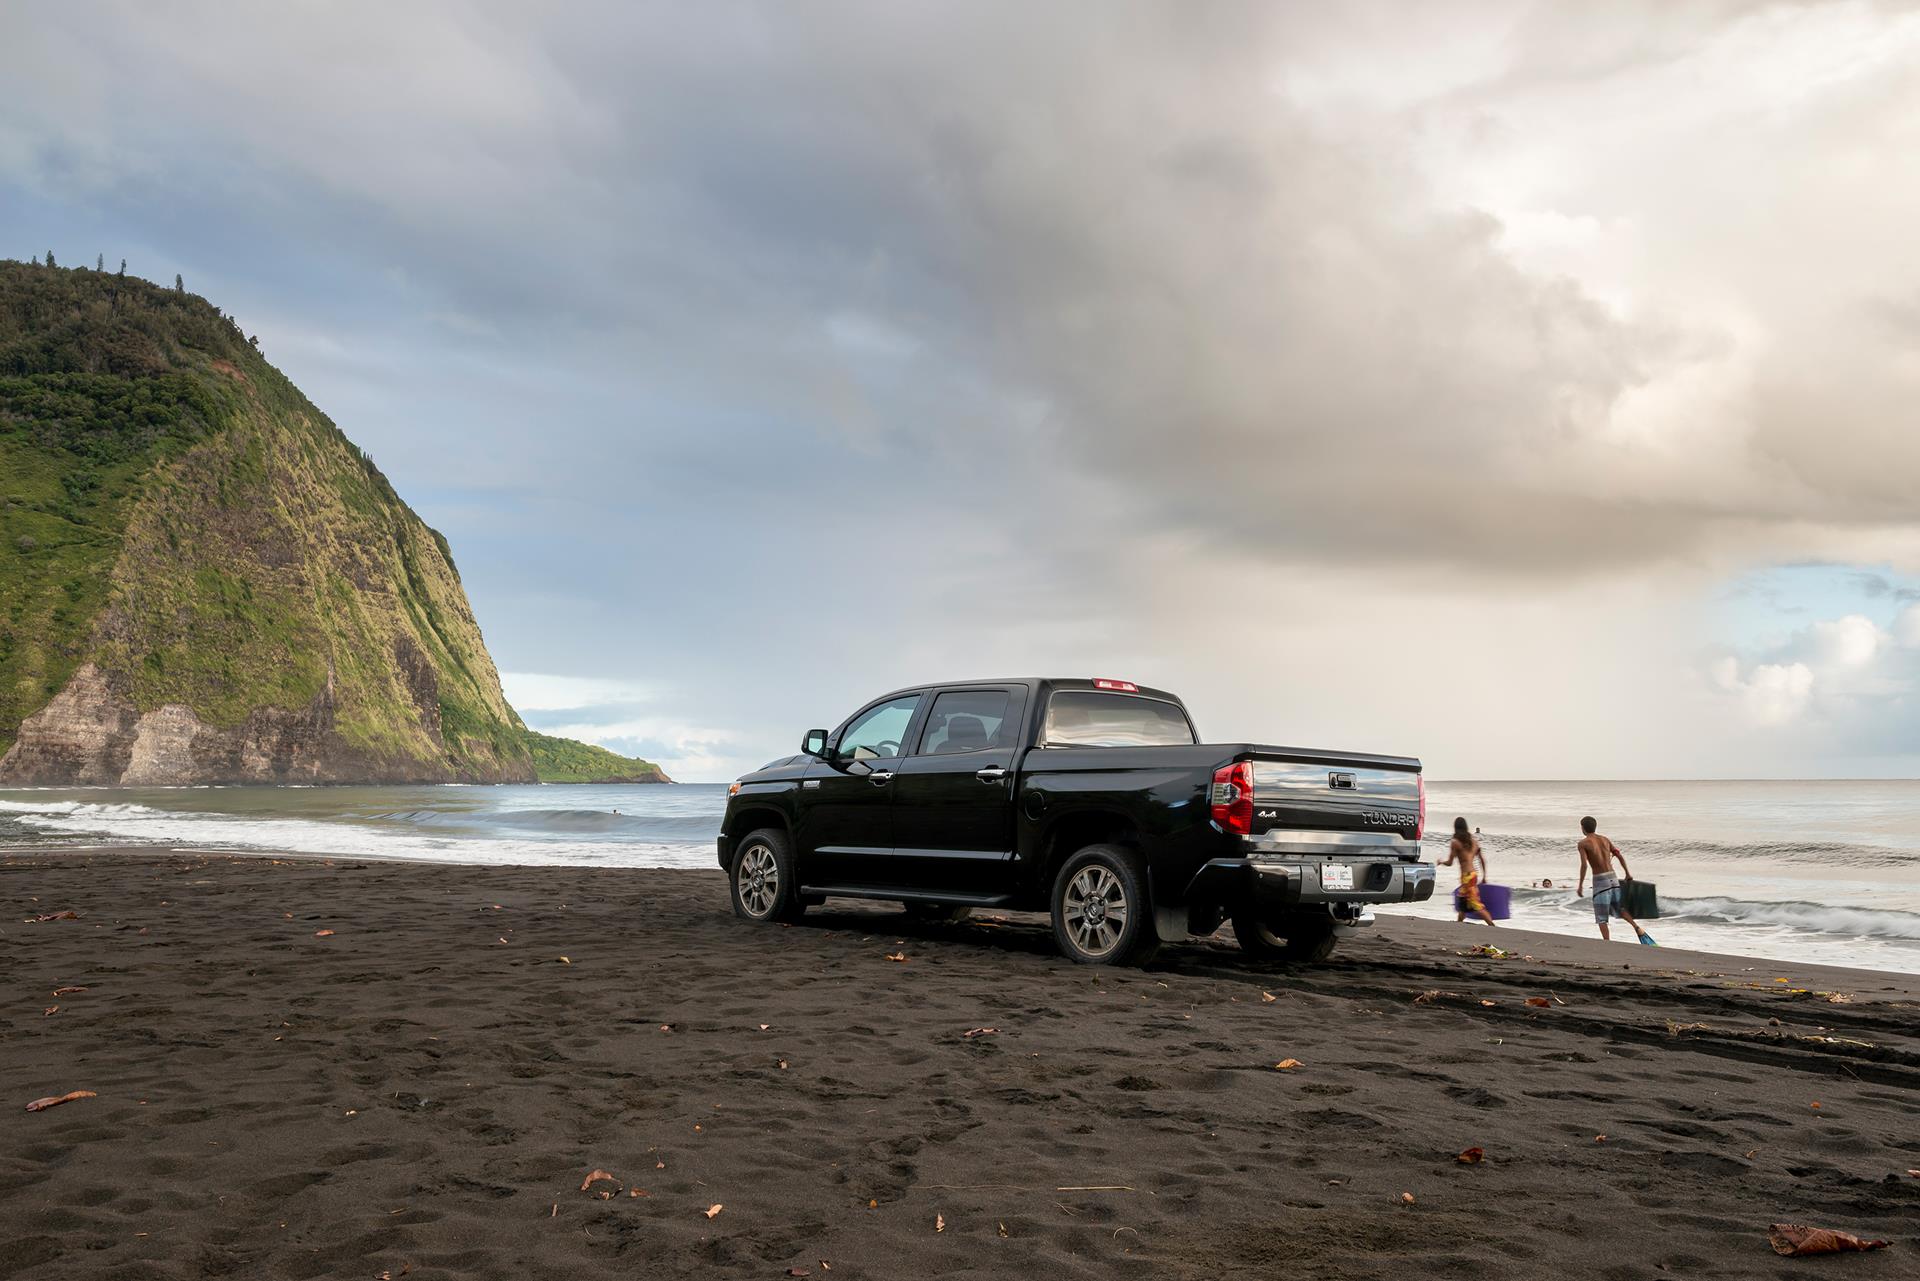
[730,828,805,923]
[1232,911,1338,964]
[1050,845,1159,966]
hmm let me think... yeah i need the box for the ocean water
[4,779,1919,975]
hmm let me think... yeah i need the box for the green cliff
[0,260,666,785]
[522,730,671,785]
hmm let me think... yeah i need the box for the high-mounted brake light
[1415,773,1426,840]
[1092,678,1139,692]
[1210,760,1254,835]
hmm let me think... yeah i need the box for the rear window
[1042,691,1195,747]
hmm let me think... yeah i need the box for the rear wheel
[730,828,805,923]
[1050,844,1159,966]
[1232,911,1338,964]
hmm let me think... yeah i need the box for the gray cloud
[8,1,1920,777]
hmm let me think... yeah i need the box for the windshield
[1042,691,1196,747]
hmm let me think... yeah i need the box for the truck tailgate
[1242,747,1421,841]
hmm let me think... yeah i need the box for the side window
[837,696,920,761]
[919,689,1013,756]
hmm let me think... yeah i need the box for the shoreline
[8,838,1920,983]
[5,848,1916,1278]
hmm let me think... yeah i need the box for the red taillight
[1210,760,1254,835]
[1415,773,1426,840]
[1093,678,1140,692]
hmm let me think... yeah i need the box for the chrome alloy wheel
[737,843,779,918]
[1062,864,1128,958]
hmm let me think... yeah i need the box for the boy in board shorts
[1575,816,1652,944]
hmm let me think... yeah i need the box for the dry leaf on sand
[26,1090,96,1112]
[1457,1147,1485,1164]
[1768,1224,1889,1256]
[1273,1058,1303,1071]
[704,1204,723,1219]
[1479,999,1497,1007]
[885,952,908,962]
[43,1006,58,1017]
[1260,992,1277,1004]
[25,911,79,923]
[314,929,335,938]
[1524,997,1551,1008]
[963,1028,998,1039]
[51,986,88,996]
[580,1169,617,1192]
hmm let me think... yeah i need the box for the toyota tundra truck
[718,677,1433,966]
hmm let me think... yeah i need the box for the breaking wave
[0,787,726,870]
[1657,895,1920,942]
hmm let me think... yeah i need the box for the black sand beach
[5,848,1917,1278]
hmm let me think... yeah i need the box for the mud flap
[1147,869,1188,942]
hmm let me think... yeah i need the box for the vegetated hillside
[523,730,670,784]
[0,258,666,785]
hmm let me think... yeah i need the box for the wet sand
[4,847,1917,1279]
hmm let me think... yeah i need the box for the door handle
[975,766,1008,783]
[869,770,894,785]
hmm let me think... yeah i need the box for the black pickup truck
[718,677,1433,966]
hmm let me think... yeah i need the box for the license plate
[1320,863,1354,891]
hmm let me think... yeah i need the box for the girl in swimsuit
[1443,816,1497,926]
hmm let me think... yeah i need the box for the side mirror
[801,728,829,758]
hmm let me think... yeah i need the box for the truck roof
[864,677,1187,705]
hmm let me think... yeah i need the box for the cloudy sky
[7,1,1920,780]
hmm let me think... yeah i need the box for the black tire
[903,903,973,923]
[730,828,805,923]
[1050,844,1159,966]
[1231,911,1338,964]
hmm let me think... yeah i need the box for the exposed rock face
[0,665,140,785]
[0,660,493,786]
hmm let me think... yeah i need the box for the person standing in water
[1442,816,1496,926]
[1576,816,1653,944]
